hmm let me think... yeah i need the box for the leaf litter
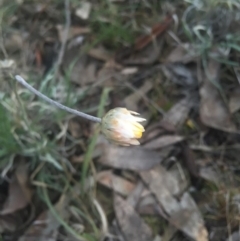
[114,195,153,241]
[2,1,240,241]
[199,58,237,133]
[140,166,208,241]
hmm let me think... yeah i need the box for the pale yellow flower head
[101,108,146,146]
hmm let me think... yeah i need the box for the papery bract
[101,108,146,146]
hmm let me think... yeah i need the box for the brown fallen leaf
[114,195,153,241]
[115,15,172,63]
[134,15,173,51]
[0,162,32,215]
[140,165,209,241]
[200,59,236,132]
[97,171,136,196]
[97,144,172,171]
[143,135,184,150]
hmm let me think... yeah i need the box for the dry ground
[0,0,240,241]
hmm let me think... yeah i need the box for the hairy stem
[15,75,102,123]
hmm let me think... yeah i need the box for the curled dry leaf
[200,59,236,132]
[97,144,172,171]
[140,166,209,241]
[114,195,153,241]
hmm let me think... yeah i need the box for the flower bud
[101,108,146,146]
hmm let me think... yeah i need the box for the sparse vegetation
[0,0,240,240]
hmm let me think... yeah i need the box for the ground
[0,0,240,241]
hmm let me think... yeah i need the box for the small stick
[15,75,102,123]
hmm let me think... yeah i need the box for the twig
[53,0,71,80]
[15,75,102,123]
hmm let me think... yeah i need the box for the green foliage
[90,4,134,48]
[0,104,19,156]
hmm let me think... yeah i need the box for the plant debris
[1,0,240,240]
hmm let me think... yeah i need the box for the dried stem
[15,75,102,123]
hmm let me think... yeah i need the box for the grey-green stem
[15,75,102,123]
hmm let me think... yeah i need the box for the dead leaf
[143,135,184,149]
[165,44,198,64]
[57,25,90,42]
[0,215,20,232]
[97,144,172,171]
[125,80,153,111]
[88,46,113,62]
[134,15,173,51]
[19,195,69,241]
[114,195,153,241]
[63,46,99,85]
[161,97,194,129]
[97,171,136,196]
[141,123,166,144]
[229,87,240,113]
[126,181,145,208]
[199,166,219,184]
[0,59,16,69]
[136,189,168,216]
[0,162,32,215]
[200,59,237,132]
[161,63,198,87]
[68,119,82,138]
[4,32,24,53]
[182,144,199,178]
[226,231,240,241]
[122,40,163,65]
[140,166,209,241]
[96,59,122,87]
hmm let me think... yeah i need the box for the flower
[101,108,146,146]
